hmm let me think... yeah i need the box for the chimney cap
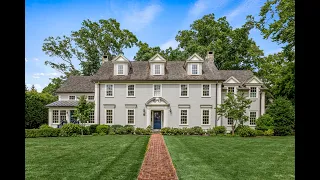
[208,51,213,54]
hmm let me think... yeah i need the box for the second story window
[117,64,124,75]
[228,87,235,94]
[69,96,75,100]
[154,64,161,75]
[180,84,188,97]
[127,85,135,97]
[191,64,198,75]
[88,96,94,100]
[250,87,257,98]
[153,84,162,97]
[202,84,210,97]
[105,84,114,97]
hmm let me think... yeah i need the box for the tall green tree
[175,13,263,70]
[30,85,37,92]
[43,18,138,77]
[42,77,64,96]
[216,92,252,135]
[73,95,94,135]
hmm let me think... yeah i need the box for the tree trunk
[232,125,235,136]
[81,123,84,136]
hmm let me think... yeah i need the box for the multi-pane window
[69,96,75,100]
[88,96,94,100]
[127,85,135,97]
[106,84,114,97]
[250,112,257,125]
[228,87,235,94]
[227,117,234,125]
[180,84,188,97]
[106,110,113,124]
[52,110,59,124]
[180,110,188,124]
[202,84,210,97]
[117,64,124,75]
[154,64,161,75]
[250,87,257,98]
[127,109,135,124]
[89,111,94,123]
[60,110,66,123]
[202,109,210,125]
[191,64,198,75]
[154,84,161,97]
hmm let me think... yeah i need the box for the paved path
[137,134,178,180]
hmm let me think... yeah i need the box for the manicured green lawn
[164,136,294,180]
[26,135,150,180]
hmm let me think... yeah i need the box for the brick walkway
[138,134,178,180]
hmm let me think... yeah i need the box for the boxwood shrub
[89,124,99,134]
[237,126,256,137]
[60,124,82,136]
[96,125,110,134]
[214,126,226,135]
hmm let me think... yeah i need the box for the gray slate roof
[91,61,252,82]
[56,76,94,93]
[46,101,79,107]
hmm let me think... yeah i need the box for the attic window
[117,64,124,75]
[154,64,161,75]
[191,64,199,75]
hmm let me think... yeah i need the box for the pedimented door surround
[145,97,170,129]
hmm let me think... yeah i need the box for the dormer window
[117,64,124,75]
[154,64,161,75]
[191,64,199,75]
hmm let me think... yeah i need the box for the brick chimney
[205,51,214,61]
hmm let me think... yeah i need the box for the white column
[163,109,168,127]
[66,110,70,123]
[48,109,52,127]
[94,83,99,124]
[261,92,266,115]
[217,83,222,126]
[146,108,151,128]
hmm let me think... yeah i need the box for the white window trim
[201,84,211,97]
[153,84,162,97]
[117,64,124,75]
[201,109,211,125]
[179,84,189,97]
[86,110,95,124]
[52,109,60,124]
[153,64,161,75]
[191,63,199,75]
[126,109,135,125]
[126,84,135,98]
[179,109,189,125]
[249,86,258,98]
[105,109,114,125]
[249,111,258,126]
[227,116,234,127]
[69,96,76,100]
[105,84,114,97]
[227,87,235,94]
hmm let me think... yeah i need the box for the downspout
[259,90,262,117]
[215,83,217,127]
[98,83,100,124]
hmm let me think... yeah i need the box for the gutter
[215,83,217,127]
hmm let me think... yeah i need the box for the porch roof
[46,101,78,107]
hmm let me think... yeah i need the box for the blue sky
[26,0,282,92]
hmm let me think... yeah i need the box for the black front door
[153,111,161,129]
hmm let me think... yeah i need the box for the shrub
[96,125,110,134]
[181,127,189,135]
[255,130,264,136]
[124,125,135,134]
[111,125,123,131]
[39,128,61,137]
[39,124,53,129]
[226,133,234,137]
[192,126,204,135]
[256,114,274,131]
[214,126,226,135]
[274,126,292,136]
[89,124,99,134]
[264,129,274,136]
[237,126,256,137]
[143,127,152,135]
[80,126,90,135]
[267,97,295,136]
[60,124,82,136]
[161,127,171,135]
[25,129,40,138]
[170,128,181,135]
[135,128,144,135]
[71,133,79,137]
[108,128,116,135]
[206,128,215,136]
[115,127,127,135]
[92,133,99,136]
[99,132,106,136]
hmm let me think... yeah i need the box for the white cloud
[225,0,262,22]
[26,84,43,92]
[160,39,179,50]
[265,48,282,55]
[189,0,229,17]
[25,58,28,62]
[33,58,39,61]
[32,76,40,79]
[123,4,162,31]
[33,72,59,77]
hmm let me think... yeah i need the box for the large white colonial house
[46,52,267,132]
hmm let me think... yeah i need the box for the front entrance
[153,111,162,129]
